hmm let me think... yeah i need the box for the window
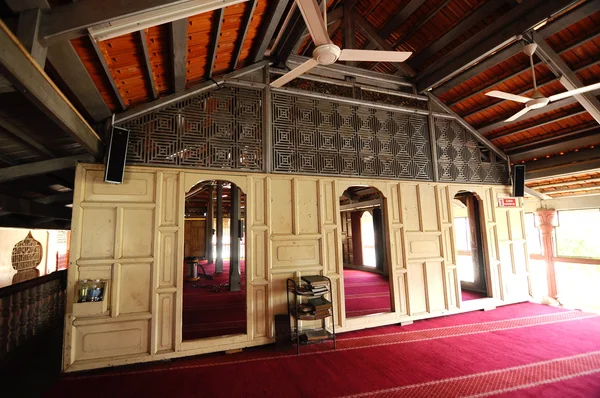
[454,217,470,252]
[524,213,542,255]
[555,209,600,259]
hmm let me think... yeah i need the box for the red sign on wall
[498,198,518,207]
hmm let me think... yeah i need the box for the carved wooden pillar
[34,284,43,335]
[536,208,558,299]
[18,290,27,345]
[0,296,9,356]
[25,287,35,339]
[39,282,50,331]
[216,183,224,274]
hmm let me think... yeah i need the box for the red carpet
[344,268,391,317]
[182,259,246,340]
[47,302,600,397]
[462,289,487,301]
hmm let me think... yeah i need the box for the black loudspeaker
[104,126,130,184]
[513,165,526,197]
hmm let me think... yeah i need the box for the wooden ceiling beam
[447,30,600,108]
[478,97,580,135]
[353,12,415,77]
[379,0,425,41]
[207,8,225,79]
[508,129,600,163]
[415,0,576,93]
[17,8,47,68]
[0,112,55,157]
[0,194,72,220]
[488,108,589,141]
[139,30,158,99]
[250,0,291,63]
[390,0,452,50]
[40,0,250,44]
[232,0,258,70]
[525,148,600,180]
[46,40,112,122]
[0,20,103,158]
[342,2,356,68]
[532,30,600,125]
[427,93,508,161]
[35,191,73,205]
[431,0,600,96]
[408,0,501,70]
[0,155,93,183]
[538,184,600,195]
[89,37,127,111]
[461,58,600,121]
[170,18,188,93]
[530,176,600,190]
[524,187,552,200]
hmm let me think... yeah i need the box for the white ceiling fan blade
[296,0,330,46]
[270,59,319,88]
[548,81,600,102]
[339,49,412,63]
[505,108,531,122]
[485,90,530,103]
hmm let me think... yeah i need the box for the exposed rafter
[250,0,291,63]
[408,1,501,70]
[170,18,188,93]
[0,155,93,183]
[207,8,225,79]
[353,12,416,77]
[40,0,251,43]
[431,0,600,96]
[508,129,600,163]
[0,20,103,158]
[531,30,600,125]
[0,194,72,220]
[343,2,356,68]
[525,148,600,180]
[531,176,600,190]
[416,0,576,93]
[378,0,425,41]
[46,40,112,122]
[139,29,158,99]
[524,187,552,200]
[0,113,54,158]
[390,0,452,50]
[89,37,127,111]
[232,0,258,70]
[17,8,47,68]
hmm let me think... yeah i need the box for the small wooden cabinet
[286,276,336,354]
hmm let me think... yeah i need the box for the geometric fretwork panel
[272,92,433,181]
[119,86,263,171]
[434,117,509,185]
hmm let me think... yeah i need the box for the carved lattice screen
[434,117,508,184]
[121,86,264,171]
[271,92,433,180]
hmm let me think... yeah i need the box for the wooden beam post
[90,37,127,110]
[229,184,241,291]
[0,20,104,158]
[170,18,188,93]
[17,8,47,67]
[205,184,214,264]
[216,183,224,274]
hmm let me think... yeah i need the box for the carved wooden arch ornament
[11,231,42,283]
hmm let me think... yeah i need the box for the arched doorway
[453,191,488,301]
[183,180,247,340]
[339,186,392,318]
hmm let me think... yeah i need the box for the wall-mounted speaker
[513,165,525,197]
[104,126,129,184]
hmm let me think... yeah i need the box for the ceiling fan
[485,42,600,122]
[270,0,412,88]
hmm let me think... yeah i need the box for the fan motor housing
[313,44,341,65]
[527,97,549,110]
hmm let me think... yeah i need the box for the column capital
[535,208,556,233]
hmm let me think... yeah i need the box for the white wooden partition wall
[63,163,530,371]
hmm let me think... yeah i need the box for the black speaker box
[104,126,129,184]
[513,165,525,197]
